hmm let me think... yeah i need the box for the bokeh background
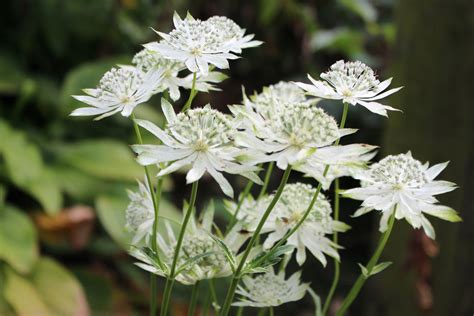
[0,0,473,315]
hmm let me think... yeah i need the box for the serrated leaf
[208,234,236,273]
[175,252,215,276]
[371,261,393,275]
[0,206,38,273]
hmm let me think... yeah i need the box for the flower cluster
[70,12,461,315]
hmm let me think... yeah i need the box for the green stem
[220,167,292,316]
[335,210,396,316]
[249,103,349,273]
[182,72,197,112]
[188,281,200,316]
[257,308,267,316]
[236,307,244,316]
[269,307,274,316]
[160,181,200,316]
[209,278,219,314]
[258,162,274,198]
[132,113,163,316]
[322,178,340,316]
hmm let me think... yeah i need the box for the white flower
[71,67,163,120]
[232,269,309,307]
[294,60,402,116]
[344,152,460,239]
[263,183,350,266]
[132,49,227,101]
[234,102,356,170]
[131,204,245,284]
[145,12,261,75]
[295,144,378,190]
[132,49,185,101]
[125,180,155,244]
[132,99,262,198]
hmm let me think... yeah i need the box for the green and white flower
[234,102,355,170]
[296,144,377,190]
[232,269,309,307]
[131,204,246,285]
[132,99,261,197]
[71,67,163,119]
[294,60,402,116]
[145,12,261,75]
[262,183,350,266]
[344,152,461,239]
[125,180,155,244]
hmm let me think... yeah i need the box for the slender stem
[226,180,255,233]
[209,278,219,314]
[249,103,349,273]
[258,162,274,198]
[182,72,197,112]
[257,308,267,316]
[322,178,341,316]
[236,307,244,316]
[132,113,163,316]
[269,307,274,316]
[188,281,200,316]
[160,181,200,316]
[335,210,396,316]
[220,167,292,316]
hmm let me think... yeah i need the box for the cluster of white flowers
[71,12,460,315]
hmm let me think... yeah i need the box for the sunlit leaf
[0,206,38,274]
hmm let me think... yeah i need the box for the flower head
[294,60,402,116]
[71,67,163,120]
[131,204,244,284]
[233,269,309,307]
[132,99,261,197]
[262,183,350,266]
[145,12,261,75]
[235,102,355,169]
[345,152,460,239]
[125,180,155,244]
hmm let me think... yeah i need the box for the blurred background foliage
[0,0,472,315]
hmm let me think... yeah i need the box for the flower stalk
[182,72,197,112]
[160,181,199,316]
[220,167,292,316]
[335,210,396,316]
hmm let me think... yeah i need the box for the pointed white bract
[232,269,309,307]
[132,99,261,198]
[125,180,155,244]
[296,144,378,190]
[71,67,163,120]
[345,152,460,239]
[145,12,261,75]
[294,60,402,116]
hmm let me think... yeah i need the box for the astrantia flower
[294,60,402,116]
[232,269,309,307]
[145,12,261,75]
[131,204,245,284]
[125,180,154,244]
[132,49,227,101]
[132,49,185,101]
[263,183,350,266]
[296,144,377,190]
[132,99,261,197]
[235,102,355,169]
[71,67,163,120]
[344,152,460,239]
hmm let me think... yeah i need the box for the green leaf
[57,140,143,181]
[175,252,215,276]
[26,168,63,215]
[339,0,377,23]
[0,55,25,94]
[371,261,393,275]
[3,267,52,316]
[358,263,369,278]
[245,244,294,274]
[30,257,89,316]
[0,185,5,209]
[208,234,236,273]
[0,206,38,273]
[3,258,89,316]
